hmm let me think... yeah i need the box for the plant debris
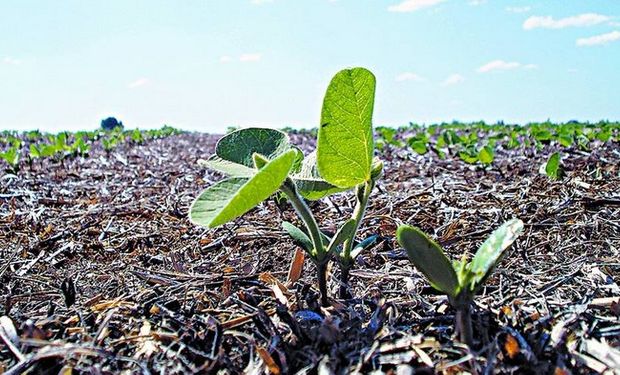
[1,130,619,373]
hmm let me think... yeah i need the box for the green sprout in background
[397,219,524,346]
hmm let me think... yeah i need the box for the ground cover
[0,123,619,374]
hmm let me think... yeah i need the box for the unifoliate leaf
[469,219,524,289]
[317,68,376,188]
[200,155,256,177]
[282,221,314,254]
[215,128,291,168]
[292,151,347,200]
[396,225,459,296]
[327,219,356,254]
[544,152,562,180]
[190,150,297,228]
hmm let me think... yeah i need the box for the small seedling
[0,146,20,173]
[397,219,524,346]
[190,67,382,305]
[543,152,562,180]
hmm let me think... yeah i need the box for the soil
[1,132,619,374]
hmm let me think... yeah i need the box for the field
[1,122,619,374]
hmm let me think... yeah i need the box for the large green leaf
[317,68,376,188]
[190,150,297,228]
[292,151,347,200]
[397,225,459,296]
[215,128,290,168]
[468,219,524,288]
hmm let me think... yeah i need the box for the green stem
[280,179,324,260]
[342,180,374,259]
[338,180,374,299]
[281,179,330,306]
[316,262,329,307]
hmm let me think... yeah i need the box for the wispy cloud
[219,55,233,63]
[441,73,464,86]
[576,30,620,46]
[468,0,486,6]
[506,6,531,14]
[239,53,262,62]
[477,60,537,73]
[523,13,610,30]
[2,57,22,65]
[388,0,444,13]
[127,78,149,89]
[395,72,426,82]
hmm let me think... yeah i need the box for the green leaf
[282,221,314,254]
[200,155,256,177]
[544,152,562,180]
[317,67,376,188]
[468,219,524,289]
[40,144,56,157]
[477,145,494,165]
[215,128,290,168]
[458,150,478,164]
[408,140,428,155]
[190,149,297,228]
[292,151,347,200]
[396,225,459,296]
[29,144,41,159]
[0,147,19,167]
[253,153,269,169]
[327,219,356,254]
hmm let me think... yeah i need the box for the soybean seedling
[189,67,382,305]
[396,219,524,346]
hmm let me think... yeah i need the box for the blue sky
[1,1,619,133]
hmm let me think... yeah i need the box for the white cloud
[2,57,21,65]
[239,53,262,62]
[127,78,149,89]
[441,73,464,86]
[219,55,232,63]
[506,6,531,14]
[395,72,426,82]
[388,0,444,13]
[468,0,486,6]
[523,13,610,30]
[477,60,538,73]
[576,30,620,46]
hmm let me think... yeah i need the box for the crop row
[375,120,620,166]
[0,125,181,173]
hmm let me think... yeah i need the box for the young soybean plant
[190,67,381,306]
[396,219,524,346]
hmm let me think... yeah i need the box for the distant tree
[101,117,124,131]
